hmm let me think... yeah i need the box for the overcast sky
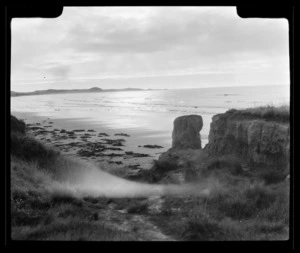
[11,7,289,91]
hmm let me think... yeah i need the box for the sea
[11,85,290,155]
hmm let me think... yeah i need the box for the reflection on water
[11,85,289,148]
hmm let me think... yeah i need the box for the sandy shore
[12,111,169,172]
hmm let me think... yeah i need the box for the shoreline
[12,111,168,173]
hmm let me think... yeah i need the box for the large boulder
[172,115,203,149]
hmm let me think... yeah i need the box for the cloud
[45,64,71,79]
[11,7,289,89]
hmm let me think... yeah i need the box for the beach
[11,85,289,171]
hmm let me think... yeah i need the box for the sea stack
[205,110,290,171]
[172,115,203,149]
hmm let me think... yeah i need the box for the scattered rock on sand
[103,138,125,145]
[74,129,85,132]
[125,151,150,157]
[141,145,164,149]
[107,147,123,151]
[115,133,130,137]
[112,142,124,147]
[98,133,109,136]
[29,126,45,131]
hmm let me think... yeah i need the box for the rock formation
[205,110,290,171]
[154,115,206,183]
[153,109,290,184]
[172,115,203,149]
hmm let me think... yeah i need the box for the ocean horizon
[11,84,290,155]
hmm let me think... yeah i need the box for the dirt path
[25,118,174,240]
[94,196,174,241]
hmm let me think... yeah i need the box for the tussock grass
[206,155,244,176]
[11,115,26,134]
[227,105,289,123]
[12,217,135,241]
[127,202,148,214]
[150,175,289,241]
[11,132,60,168]
[10,115,139,241]
[10,115,290,241]
[134,159,180,183]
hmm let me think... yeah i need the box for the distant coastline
[11,87,165,97]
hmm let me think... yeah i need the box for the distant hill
[10,87,147,97]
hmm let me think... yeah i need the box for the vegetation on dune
[145,151,289,241]
[226,105,290,123]
[11,115,26,134]
[11,132,60,168]
[10,115,135,241]
[150,177,289,241]
[10,114,290,241]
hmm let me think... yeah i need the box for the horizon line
[11,84,290,94]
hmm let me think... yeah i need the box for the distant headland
[10,87,164,97]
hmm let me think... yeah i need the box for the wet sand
[12,111,169,172]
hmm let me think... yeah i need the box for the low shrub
[259,170,287,185]
[127,202,148,214]
[11,132,59,168]
[227,105,289,123]
[11,115,26,134]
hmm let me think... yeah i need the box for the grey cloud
[45,64,71,79]
[11,7,289,85]
[64,8,287,59]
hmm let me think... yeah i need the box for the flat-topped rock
[172,115,203,149]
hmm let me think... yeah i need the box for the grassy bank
[10,114,290,241]
[10,115,135,241]
[226,105,289,123]
[150,172,289,241]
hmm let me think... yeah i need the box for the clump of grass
[11,115,26,134]
[181,215,221,241]
[127,202,148,214]
[258,169,287,185]
[153,159,179,172]
[136,159,180,183]
[11,132,60,168]
[206,181,280,220]
[206,155,243,176]
[227,105,289,123]
[11,157,53,197]
[50,192,81,206]
[12,217,135,241]
[151,174,289,241]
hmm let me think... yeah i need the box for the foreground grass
[149,169,289,241]
[10,116,135,241]
[144,150,290,241]
[11,155,137,241]
[10,115,290,241]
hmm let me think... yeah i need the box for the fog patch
[47,161,221,199]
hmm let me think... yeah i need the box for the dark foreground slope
[10,108,290,241]
[10,115,137,241]
[134,106,290,240]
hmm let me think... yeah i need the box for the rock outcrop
[172,115,203,149]
[205,110,290,171]
[153,115,206,183]
[152,109,290,184]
